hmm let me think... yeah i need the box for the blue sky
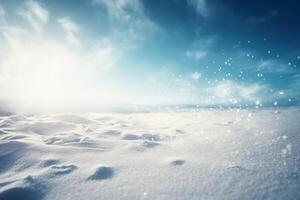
[0,0,300,111]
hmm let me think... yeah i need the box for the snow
[0,108,300,200]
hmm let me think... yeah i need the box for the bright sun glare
[0,36,120,112]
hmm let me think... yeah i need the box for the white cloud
[209,80,267,104]
[187,0,209,17]
[257,59,294,74]
[83,38,122,70]
[57,17,80,45]
[185,50,207,60]
[0,5,28,47]
[57,18,79,33]
[93,0,158,44]
[0,5,6,24]
[94,0,143,22]
[18,0,49,32]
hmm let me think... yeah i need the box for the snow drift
[0,108,299,199]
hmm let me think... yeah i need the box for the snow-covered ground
[0,108,299,200]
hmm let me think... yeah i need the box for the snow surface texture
[0,108,300,200]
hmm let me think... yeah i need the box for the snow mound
[87,166,114,181]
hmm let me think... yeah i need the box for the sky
[0,0,300,112]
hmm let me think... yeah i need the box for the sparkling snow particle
[282,135,288,140]
[286,144,292,152]
[281,148,288,155]
[191,72,201,80]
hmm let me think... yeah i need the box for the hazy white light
[0,36,123,113]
